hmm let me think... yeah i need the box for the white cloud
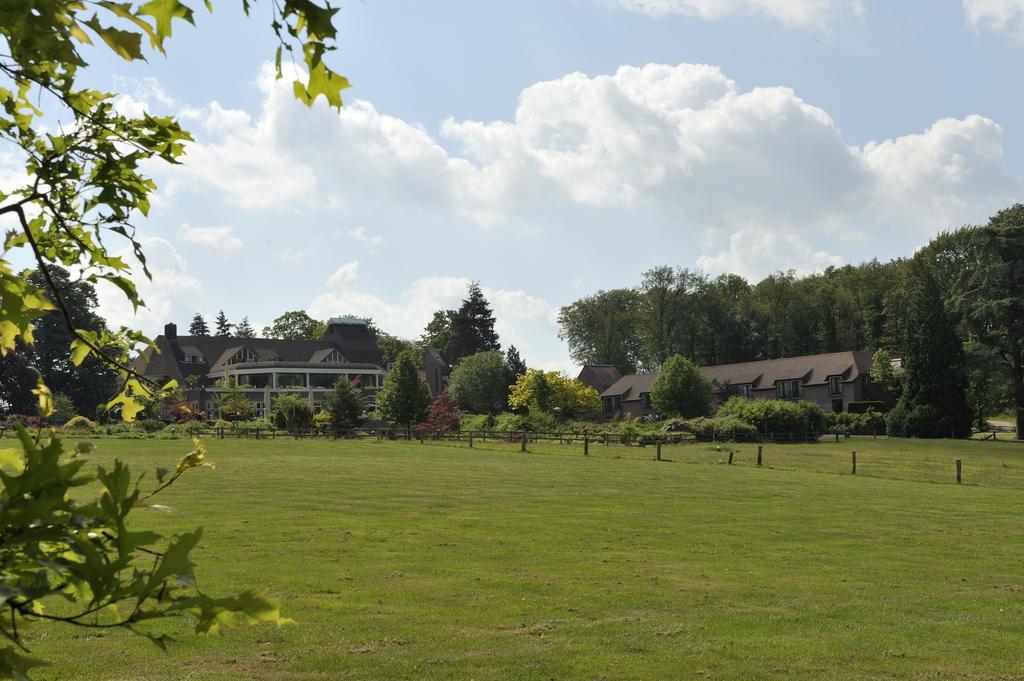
[697,226,844,278]
[963,0,1024,42]
[327,261,360,286]
[613,0,864,29]
[96,236,202,331]
[178,223,242,254]
[349,226,383,252]
[160,61,1020,279]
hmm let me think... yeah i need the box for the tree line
[559,204,1024,437]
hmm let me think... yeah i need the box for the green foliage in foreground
[0,432,290,679]
[9,436,1024,681]
[649,354,712,417]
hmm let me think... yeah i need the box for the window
[275,373,307,388]
[252,401,264,417]
[776,379,803,399]
[641,393,651,411]
[604,398,614,414]
[310,373,341,389]
[828,375,842,396]
[739,384,753,398]
[228,347,257,365]
[321,349,345,364]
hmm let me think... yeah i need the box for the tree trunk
[1013,347,1024,441]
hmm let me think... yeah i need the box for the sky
[31,0,1024,372]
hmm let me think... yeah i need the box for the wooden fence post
[255,427,260,440]
[956,459,962,484]
[468,431,474,448]
[656,441,662,461]
[851,451,856,475]
[728,451,734,465]
[584,435,589,457]
[520,431,527,452]
[757,445,763,467]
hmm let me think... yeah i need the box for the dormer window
[828,375,843,396]
[776,379,803,399]
[739,384,753,398]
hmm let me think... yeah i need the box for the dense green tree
[422,283,500,365]
[262,311,326,340]
[327,378,363,436]
[215,310,233,337]
[235,316,256,338]
[447,351,509,414]
[932,205,1024,439]
[885,259,972,438]
[964,340,1013,432]
[557,289,643,374]
[649,354,712,418]
[504,345,527,385]
[376,350,431,434]
[0,267,117,418]
[189,313,211,336]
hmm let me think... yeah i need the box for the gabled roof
[577,365,623,394]
[601,373,658,401]
[699,351,873,391]
[134,320,386,382]
[309,347,346,363]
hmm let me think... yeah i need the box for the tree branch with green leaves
[0,0,348,677]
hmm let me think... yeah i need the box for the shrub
[848,401,886,414]
[63,415,98,433]
[273,394,313,434]
[136,419,166,433]
[682,416,759,441]
[49,393,76,425]
[212,419,233,430]
[717,397,827,435]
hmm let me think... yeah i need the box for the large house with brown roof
[134,317,390,418]
[599,351,882,418]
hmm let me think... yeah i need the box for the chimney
[164,323,177,340]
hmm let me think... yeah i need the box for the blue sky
[61,0,1024,371]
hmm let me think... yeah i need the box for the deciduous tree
[447,351,509,414]
[262,311,325,340]
[649,354,712,418]
[0,1,348,671]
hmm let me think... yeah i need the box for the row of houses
[133,318,450,418]
[578,351,885,418]
[136,318,885,420]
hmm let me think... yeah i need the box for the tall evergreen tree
[886,258,972,438]
[376,350,431,435]
[235,316,256,338]
[215,310,233,337]
[327,377,364,436]
[504,345,527,383]
[423,282,500,365]
[189,313,210,336]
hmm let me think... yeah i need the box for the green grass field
[8,435,1024,680]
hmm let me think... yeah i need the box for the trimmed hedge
[677,416,759,441]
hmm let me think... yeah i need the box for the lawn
[8,434,1024,680]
